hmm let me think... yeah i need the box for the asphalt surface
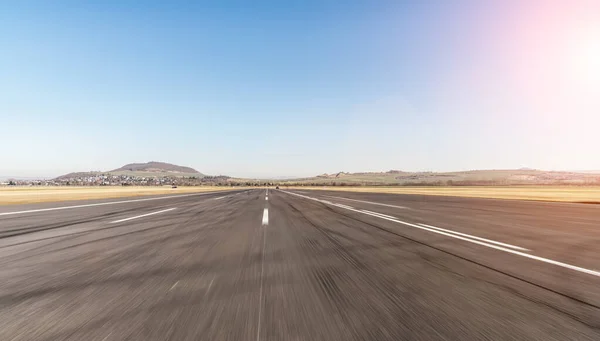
[0,188,599,340]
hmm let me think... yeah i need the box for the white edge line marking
[169,281,179,291]
[334,204,353,209]
[358,209,527,251]
[323,195,407,209]
[215,196,227,200]
[205,277,215,296]
[281,190,600,277]
[262,208,269,225]
[111,207,176,223]
[361,210,397,220]
[417,223,529,251]
[0,191,234,217]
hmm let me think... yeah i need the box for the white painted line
[214,196,227,200]
[323,195,407,209]
[0,191,232,217]
[111,207,176,223]
[256,224,267,341]
[262,208,269,225]
[265,196,268,201]
[169,281,179,291]
[361,210,397,220]
[280,190,600,278]
[417,223,529,251]
[334,204,353,210]
[205,277,215,296]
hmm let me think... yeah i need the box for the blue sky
[1,1,599,177]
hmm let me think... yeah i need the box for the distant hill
[55,162,204,180]
[48,166,600,185]
[55,172,102,180]
[110,162,202,175]
[275,169,600,186]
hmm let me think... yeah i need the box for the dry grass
[0,186,242,205]
[288,186,600,203]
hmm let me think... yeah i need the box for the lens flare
[570,24,600,88]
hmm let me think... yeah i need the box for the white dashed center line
[262,208,269,225]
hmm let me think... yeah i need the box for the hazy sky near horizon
[2,1,599,178]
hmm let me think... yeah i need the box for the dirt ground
[285,186,600,203]
[0,186,241,205]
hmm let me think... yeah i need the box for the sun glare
[571,25,600,88]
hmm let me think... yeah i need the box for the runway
[0,188,599,340]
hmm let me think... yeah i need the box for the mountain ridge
[110,161,201,175]
[277,169,600,185]
[54,162,204,180]
[44,167,600,185]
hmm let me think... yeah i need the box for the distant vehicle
[276,186,279,189]
[172,184,177,188]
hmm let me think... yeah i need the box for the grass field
[0,186,240,205]
[287,186,600,203]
